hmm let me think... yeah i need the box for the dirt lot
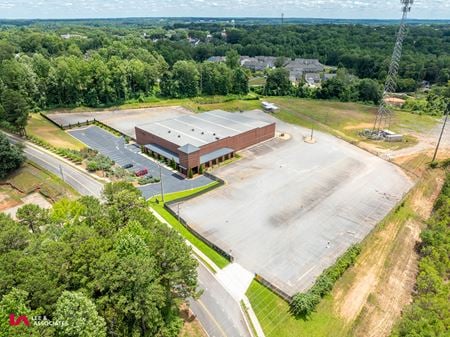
[46,106,193,137]
[177,110,413,296]
[2,193,52,220]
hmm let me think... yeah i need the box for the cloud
[0,0,448,19]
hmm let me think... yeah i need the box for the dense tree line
[391,172,450,337]
[0,182,198,337]
[263,67,382,104]
[0,23,448,131]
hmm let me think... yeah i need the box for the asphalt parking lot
[176,110,413,296]
[68,126,214,199]
[47,106,192,138]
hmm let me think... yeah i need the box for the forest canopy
[0,182,198,337]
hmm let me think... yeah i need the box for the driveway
[68,126,214,199]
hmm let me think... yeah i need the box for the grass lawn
[249,77,267,86]
[4,162,78,201]
[149,182,230,269]
[26,113,86,150]
[267,97,436,150]
[246,281,348,337]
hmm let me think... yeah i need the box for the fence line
[164,175,232,261]
[254,274,293,302]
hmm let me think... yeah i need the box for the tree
[0,133,25,179]
[0,89,29,133]
[54,292,106,337]
[0,213,30,254]
[225,49,240,69]
[0,288,43,337]
[171,61,200,98]
[264,68,292,96]
[200,62,232,96]
[317,77,347,100]
[231,68,249,95]
[358,79,382,104]
[16,204,48,233]
[290,292,320,317]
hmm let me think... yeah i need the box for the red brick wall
[135,123,275,170]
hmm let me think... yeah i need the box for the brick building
[135,110,275,174]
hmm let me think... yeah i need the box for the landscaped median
[148,182,230,269]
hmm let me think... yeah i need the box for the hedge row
[27,135,83,164]
[92,120,130,142]
[290,244,361,316]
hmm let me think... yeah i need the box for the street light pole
[432,102,449,162]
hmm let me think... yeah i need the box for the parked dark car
[135,168,148,177]
[122,163,133,169]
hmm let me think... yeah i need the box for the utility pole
[432,102,449,162]
[59,164,65,181]
[159,164,165,203]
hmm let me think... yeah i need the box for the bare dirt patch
[343,122,373,130]
[178,305,207,337]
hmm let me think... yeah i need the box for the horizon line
[0,16,449,21]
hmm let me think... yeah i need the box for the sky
[0,0,449,20]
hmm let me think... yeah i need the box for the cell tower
[370,0,414,136]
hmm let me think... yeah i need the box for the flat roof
[137,110,272,147]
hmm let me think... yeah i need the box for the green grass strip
[149,182,230,269]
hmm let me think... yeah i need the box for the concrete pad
[177,110,414,296]
[216,263,255,301]
[2,193,52,220]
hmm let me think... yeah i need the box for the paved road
[4,132,250,337]
[6,134,103,197]
[68,126,214,199]
[191,265,252,337]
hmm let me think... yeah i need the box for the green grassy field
[149,182,230,269]
[268,97,436,150]
[26,113,86,150]
[246,281,348,337]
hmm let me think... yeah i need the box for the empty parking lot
[176,110,413,296]
[47,106,192,137]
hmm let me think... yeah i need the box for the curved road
[6,134,103,197]
[4,132,252,337]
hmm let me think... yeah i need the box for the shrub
[290,244,361,316]
[187,168,193,179]
[290,292,321,316]
[86,154,114,172]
